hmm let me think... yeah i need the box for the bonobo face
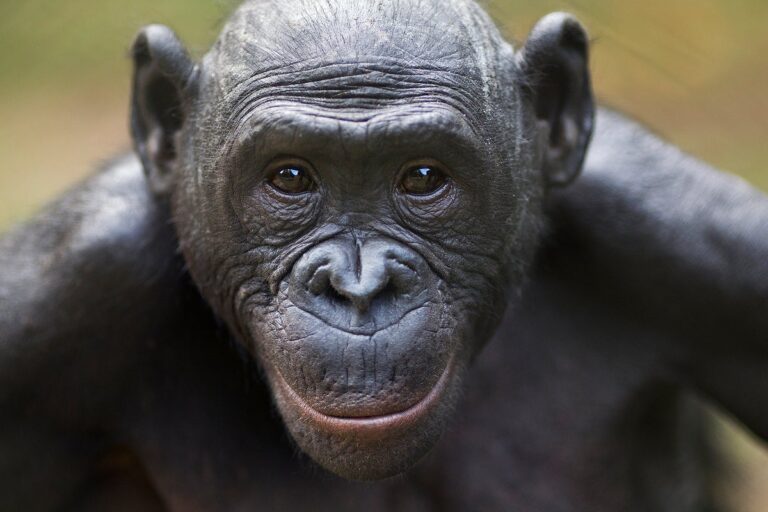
[131,0,593,480]
[199,103,522,479]
[189,96,530,478]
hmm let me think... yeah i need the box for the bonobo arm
[547,107,768,439]
[0,156,187,508]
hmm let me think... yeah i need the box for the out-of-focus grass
[0,1,766,509]
[488,0,768,188]
[0,0,237,226]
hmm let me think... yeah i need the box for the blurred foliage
[0,0,239,226]
[491,0,768,189]
[0,0,232,89]
[0,0,766,509]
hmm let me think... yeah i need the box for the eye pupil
[270,165,314,194]
[400,165,447,195]
[280,168,301,179]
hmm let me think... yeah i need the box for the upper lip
[287,299,432,336]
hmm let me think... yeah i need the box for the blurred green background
[0,0,766,508]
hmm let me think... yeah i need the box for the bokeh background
[0,0,766,508]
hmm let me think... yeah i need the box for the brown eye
[399,165,447,195]
[269,165,315,194]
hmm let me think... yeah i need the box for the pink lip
[272,358,455,435]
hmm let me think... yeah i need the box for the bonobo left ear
[130,25,198,195]
[517,13,595,187]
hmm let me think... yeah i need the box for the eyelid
[397,159,451,177]
[264,156,314,174]
[264,157,320,181]
[396,159,452,196]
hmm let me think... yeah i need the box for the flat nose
[290,239,426,323]
[302,240,418,312]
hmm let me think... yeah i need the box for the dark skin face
[131,0,593,479]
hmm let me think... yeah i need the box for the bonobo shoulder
[545,107,768,345]
[0,154,176,295]
[578,108,758,197]
[2,155,157,255]
[0,155,181,383]
[556,107,765,243]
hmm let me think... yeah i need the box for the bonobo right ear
[516,13,595,188]
[131,25,197,195]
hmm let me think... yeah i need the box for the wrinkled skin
[132,0,578,479]
[1,0,768,511]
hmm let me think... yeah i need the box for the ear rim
[516,12,595,189]
[130,24,198,196]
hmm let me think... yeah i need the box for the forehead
[220,59,487,134]
[202,0,505,107]
[216,0,497,63]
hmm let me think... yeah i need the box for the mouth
[271,355,455,437]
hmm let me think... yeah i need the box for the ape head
[130,0,593,480]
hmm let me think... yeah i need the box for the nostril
[387,261,419,297]
[324,283,348,306]
[307,266,372,309]
[377,279,399,303]
[310,264,416,312]
[307,265,331,296]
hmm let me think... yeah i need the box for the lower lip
[272,358,455,436]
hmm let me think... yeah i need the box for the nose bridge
[330,246,384,302]
[330,239,396,311]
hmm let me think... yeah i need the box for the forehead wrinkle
[223,60,486,134]
[229,58,476,92]
[227,96,484,154]
[225,100,483,158]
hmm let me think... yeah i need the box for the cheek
[171,181,281,332]
[428,233,517,349]
[394,183,462,234]
[235,185,322,245]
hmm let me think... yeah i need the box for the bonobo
[1,0,767,510]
